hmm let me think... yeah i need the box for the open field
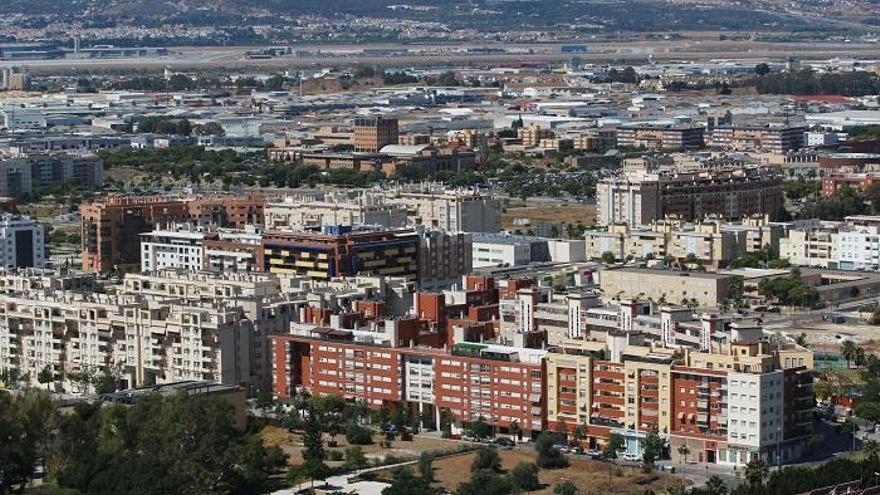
[260,425,463,467]
[502,205,597,232]
[788,322,880,354]
[373,449,687,495]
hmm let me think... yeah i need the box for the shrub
[345,423,374,445]
[327,449,344,461]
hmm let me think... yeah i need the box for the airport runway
[3,39,880,74]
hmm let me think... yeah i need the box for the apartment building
[616,123,705,150]
[0,215,45,268]
[353,117,399,153]
[0,283,256,393]
[264,194,408,230]
[821,173,880,197]
[140,226,205,272]
[709,124,806,153]
[257,227,420,281]
[81,195,265,273]
[385,185,502,233]
[0,153,103,197]
[596,167,783,226]
[270,330,547,436]
[779,217,880,270]
[416,227,473,287]
[585,215,783,267]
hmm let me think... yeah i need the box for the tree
[641,429,663,472]
[744,459,768,488]
[195,122,225,136]
[0,389,54,494]
[509,461,540,494]
[604,433,625,459]
[53,393,286,495]
[535,432,568,469]
[755,63,771,76]
[601,251,617,264]
[553,480,582,495]
[383,467,442,495]
[705,475,727,495]
[470,416,492,439]
[677,444,691,465]
[302,406,326,462]
[864,439,880,460]
[346,422,374,445]
[457,469,513,495]
[302,457,331,489]
[842,340,859,368]
[471,446,502,472]
[571,425,586,445]
[346,446,368,470]
[37,365,53,391]
[418,452,434,481]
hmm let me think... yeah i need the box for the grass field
[373,449,687,495]
[501,205,597,232]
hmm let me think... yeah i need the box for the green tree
[601,251,617,264]
[553,480,582,495]
[864,439,880,460]
[509,461,540,494]
[457,469,513,495]
[755,63,771,76]
[54,393,286,495]
[604,433,625,459]
[842,340,859,368]
[471,446,502,472]
[535,432,568,469]
[744,459,768,488]
[302,407,325,462]
[0,389,54,493]
[705,475,727,495]
[641,429,663,472]
[418,451,434,481]
[37,365,53,391]
[345,446,368,470]
[677,444,691,464]
[383,467,442,495]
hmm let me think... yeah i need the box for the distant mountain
[5,0,876,32]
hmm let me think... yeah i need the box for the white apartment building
[725,371,785,465]
[264,194,408,230]
[472,236,533,268]
[140,227,206,272]
[0,215,44,268]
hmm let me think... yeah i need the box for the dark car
[494,437,516,447]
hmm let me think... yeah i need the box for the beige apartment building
[585,216,783,267]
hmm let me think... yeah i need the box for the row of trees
[0,389,286,494]
[756,69,880,96]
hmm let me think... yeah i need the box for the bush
[345,423,374,445]
[327,449,344,461]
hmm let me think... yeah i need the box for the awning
[687,413,695,421]
[677,412,685,420]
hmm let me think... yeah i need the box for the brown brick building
[353,117,399,153]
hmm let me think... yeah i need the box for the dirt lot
[502,205,597,232]
[788,322,880,354]
[261,425,464,467]
[374,449,686,495]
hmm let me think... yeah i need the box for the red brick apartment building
[81,194,265,273]
[821,173,880,196]
[270,332,545,435]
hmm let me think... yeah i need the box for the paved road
[271,460,415,495]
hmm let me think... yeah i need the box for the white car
[623,453,642,462]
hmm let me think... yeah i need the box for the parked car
[494,437,516,447]
[555,445,570,454]
[571,447,584,455]
[623,453,642,462]
[584,449,601,458]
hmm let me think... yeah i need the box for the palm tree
[794,333,809,348]
[842,340,859,368]
[744,459,768,488]
[705,475,727,495]
[677,444,691,464]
